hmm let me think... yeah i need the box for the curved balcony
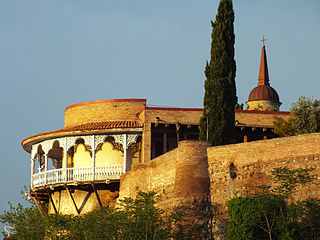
[26,133,142,190]
[32,165,124,188]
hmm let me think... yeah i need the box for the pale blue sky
[0,0,319,233]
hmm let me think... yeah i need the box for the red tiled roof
[248,85,280,102]
[61,120,143,131]
[32,120,143,135]
[21,120,143,151]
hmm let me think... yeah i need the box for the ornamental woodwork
[94,135,106,149]
[112,135,125,146]
[128,142,141,154]
[29,133,142,171]
[127,134,139,148]
[31,134,141,156]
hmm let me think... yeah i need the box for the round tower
[21,99,145,215]
[247,40,281,111]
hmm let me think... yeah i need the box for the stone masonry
[119,141,210,210]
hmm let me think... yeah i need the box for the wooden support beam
[66,187,80,215]
[175,122,180,143]
[92,183,103,208]
[34,195,48,217]
[47,190,58,214]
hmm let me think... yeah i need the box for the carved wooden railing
[32,165,124,188]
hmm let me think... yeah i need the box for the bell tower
[247,37,281,111]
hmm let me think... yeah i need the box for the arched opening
[73,138,92,168]
[95,136,123,167]
[36,145,45,172]
[48,141,63,169]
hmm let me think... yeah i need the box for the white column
[123,134,128,173]
[31,157,35,188]
[64,137,68,181]
[92,135,95,181]
[44,154,48,185]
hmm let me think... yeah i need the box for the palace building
[21,97,289,215]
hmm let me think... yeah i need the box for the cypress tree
[199,0,237,146]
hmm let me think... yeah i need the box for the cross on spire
[261,36,267,46]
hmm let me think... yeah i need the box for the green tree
[227,167,320,240]
[274,96,320,137]
[1,191,209,240]
[227,195,286,240]
[117,191,171,240]
[0,203,45,239]
[235,102,244,110]
[200,0,237,146]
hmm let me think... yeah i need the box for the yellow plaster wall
[246,100,281,111]
[73,144,92,168]
[49,189,119,215]
[95,142,123,166]
[59,141,140,170]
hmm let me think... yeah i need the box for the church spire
[247,37,281,111]
[258,37,270,86]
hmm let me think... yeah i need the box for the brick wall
[207,133,320,217]
[144,108,203,125]
[65,99,146,127]
[235,110,291,127]
[119,140,209,210]
[143,108,290,127]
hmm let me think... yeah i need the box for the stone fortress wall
[207,132,320,218]
[120,133,320,221]
[119,141,210,210]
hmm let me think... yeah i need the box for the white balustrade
[32,165,124,188]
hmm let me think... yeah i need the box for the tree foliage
[200,0,237,146]
[235,102,244,110]
[274,96,320,137]
[227,167,320,240]
[1,192,213,240]
[227,195,286,240]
